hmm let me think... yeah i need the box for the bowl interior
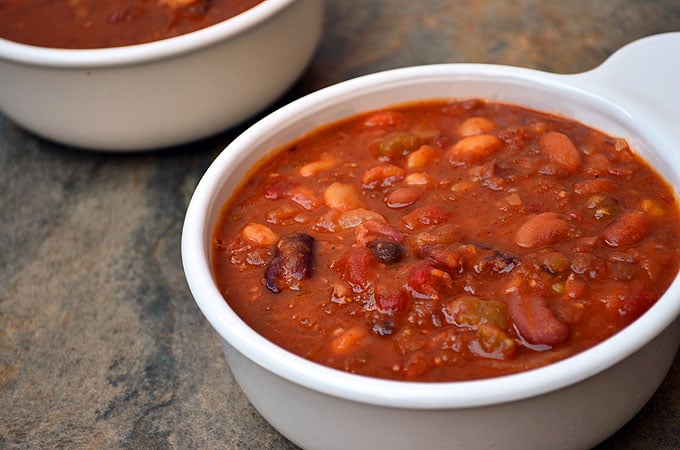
[0,0,296,67]
[183,64,680,408]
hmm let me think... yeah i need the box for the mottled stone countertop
[2,1,680,448]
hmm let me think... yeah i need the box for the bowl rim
[182,63,680,410]
[0,0,297,68]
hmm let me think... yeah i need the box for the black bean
[371,320,394,336]
[484,250,517,274]
[368,240,404,264]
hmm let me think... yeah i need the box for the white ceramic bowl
[0,0,323,151]
[182,33,680,449]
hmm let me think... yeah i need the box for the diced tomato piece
[406,263,453,299]
[601,280,656,320]
[332,247,376,288]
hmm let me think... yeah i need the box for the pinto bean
[385,187,423,208]
[407,223,463,256]
[447,134,503,165]
[539,132,581,173]
[515,212,571,249]
[264,233,315,293]
[355,220,404,246]
[601,211,650,247]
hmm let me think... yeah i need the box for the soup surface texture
[0,0,264,49]
[212,99,680,382]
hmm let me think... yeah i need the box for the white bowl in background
[0,0,323,151]
[182,33,680,449]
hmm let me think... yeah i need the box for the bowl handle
[564,32,680,144]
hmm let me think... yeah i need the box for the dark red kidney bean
[265,233,315,293]
[369,240,404,264]
[601,211,650,247]
[507,288,569,346]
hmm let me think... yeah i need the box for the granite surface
[2,1,680,448]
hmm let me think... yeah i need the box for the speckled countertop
[2,1,680,448]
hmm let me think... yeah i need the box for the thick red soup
[212,99,680,382]
[0,0,264,49]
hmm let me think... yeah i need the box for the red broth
[212,99,680,382]
[0,0,264,49]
